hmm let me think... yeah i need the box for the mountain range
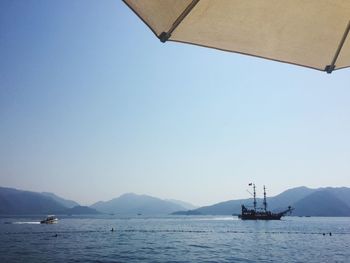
[0,187,194,216]
[91,193,190,215]
[173,186,350,217]
[1,186,350,216]
[0,187,99,215]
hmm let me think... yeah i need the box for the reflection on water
[0,216,349,263]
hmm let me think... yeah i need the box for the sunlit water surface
[0,215,349,262]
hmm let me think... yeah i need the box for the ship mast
[248,183,257,211]
[263,185,267,211]
[253,183,256,211]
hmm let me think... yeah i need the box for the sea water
[0,215,349,262]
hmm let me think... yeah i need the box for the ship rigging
[238,183,293,220]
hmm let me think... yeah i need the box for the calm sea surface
[0,215,349,262]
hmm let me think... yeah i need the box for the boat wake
[11,221,41,225]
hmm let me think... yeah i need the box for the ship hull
[238,214,282,220]
[238,204,291,220]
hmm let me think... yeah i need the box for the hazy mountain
[173,186,350,217]
[0,187,67,215]
[41,192,79,208]
[319,187,350,207]
[266,186,315,211]
[182,199,245,215]
[0,187,98,215]
[64,206,100,215]
[165,199,198,210]
[292,190,350,216]
[91,193,187,215]
[2,186,350,216]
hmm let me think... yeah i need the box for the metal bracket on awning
[159,32,171,43]
[325,65,336,73]
[158,0,200,43]
[325,20,350,73]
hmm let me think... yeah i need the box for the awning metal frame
[325,20,350,73]
[158,0,200,43]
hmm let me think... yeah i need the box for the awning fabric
[123,0,350,73]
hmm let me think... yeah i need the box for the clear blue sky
[1,0,350,206]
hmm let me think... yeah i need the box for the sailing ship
[238,184,293,220]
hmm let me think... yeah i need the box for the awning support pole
[159,0,200,43]
[325,20,350,73]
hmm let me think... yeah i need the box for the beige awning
[123,0,350,73]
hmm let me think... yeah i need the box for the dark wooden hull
[238,213,282,220]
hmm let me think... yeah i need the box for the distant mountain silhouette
[64,206,100,215]
[2,186,350,216]
[0,187,67,214]
[267,186,314,211]
[0,187,97,215]
[292,190,350,216]
[173,187,350,217]
[178,199,244,216]
[165,199,197,210]
[319,187,350,208]
[91,193,187,215]
[41,192,79,208]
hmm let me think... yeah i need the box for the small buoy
[322,233,325,236]
[111,228,115,232]
[329,232,332,236]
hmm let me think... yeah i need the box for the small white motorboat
[40,215,58,224]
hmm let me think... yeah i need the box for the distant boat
[40,215,58,224]
[238,184,293,220]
